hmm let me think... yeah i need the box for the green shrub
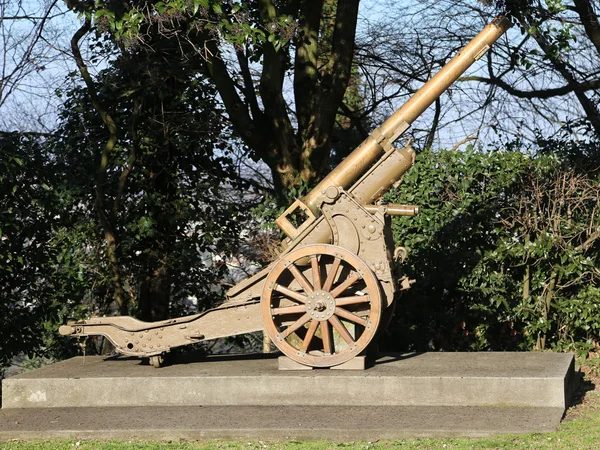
[385,143,600,355]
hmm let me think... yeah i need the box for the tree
[0,0,77,132]
[0,131,89,371]
[65,0,365,194]
[51,44,249,319]
[504,0,600,135]
[354,0,600,150]
[44,0,373,317]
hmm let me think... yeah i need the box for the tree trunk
[537,269,558,350]
[71,19,128,314]
[522,233,530,302]
[139,265,170,321]
[203,0,360,195]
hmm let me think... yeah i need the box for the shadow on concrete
[102,350,281,367]
[374,352,424,366]
[101,351,422,369]
[101,351,283,368]
[102,355,140,363]
[178,352,280,365]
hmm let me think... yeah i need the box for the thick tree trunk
[136,131,177,320]
[204,0,360,195]
[139,265,170,321]
[573,0,600,56]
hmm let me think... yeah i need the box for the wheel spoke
[322,257,341,291]
[274,284,308,304]
[272,304,306,315]
[301,319,319,352]
[330,271,361,298]
[335,295,370,307]
[329,315,355,345]
[280,313,311,339]
[321,321,333,354]
[334,307,368,326]
[310,255,321,291]
[287,262,314,294]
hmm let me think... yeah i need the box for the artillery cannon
[60,16,511,368]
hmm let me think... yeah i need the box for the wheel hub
[307,290,335,321]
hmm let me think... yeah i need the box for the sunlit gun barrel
[275,16,511,238]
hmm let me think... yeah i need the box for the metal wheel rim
[261,244,382,367]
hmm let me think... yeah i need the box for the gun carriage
[60,16,511,368]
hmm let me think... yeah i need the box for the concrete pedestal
[2,352,577,409]
[0,352,579,440]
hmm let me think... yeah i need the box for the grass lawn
[1,370,599,450]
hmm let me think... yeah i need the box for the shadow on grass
[568,374,596,409]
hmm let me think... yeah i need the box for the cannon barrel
[300,15,511,214]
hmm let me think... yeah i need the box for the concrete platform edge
[0,404,566,441]
[2,352,577,410]
[0,426,558,442]
[3,376,570,409]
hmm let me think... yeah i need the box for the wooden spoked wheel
[262,244,382,367]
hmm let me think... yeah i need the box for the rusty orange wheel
[262,244,382,368]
